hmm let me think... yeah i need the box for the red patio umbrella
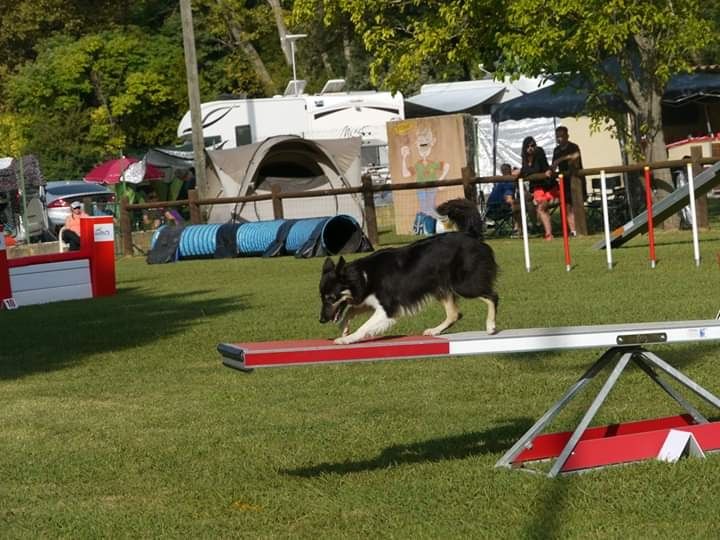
[83,157,165,184]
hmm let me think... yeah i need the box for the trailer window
[235,125,252,146]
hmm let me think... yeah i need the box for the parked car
[44,181,115,233]
[0,188,48,242]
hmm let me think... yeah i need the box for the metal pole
[685,163,701,267]
[517,177,531,272]
[558,173,571,272]
[17,157,29,243]
[600,170,613,269]
[290,40,297,95]
[548,351,633,477]
[179,0,207,194]
[643,166,656,268]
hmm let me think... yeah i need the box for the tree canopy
[0,0,717,179]
[302,0,718,161]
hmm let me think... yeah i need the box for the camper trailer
[177,80,404,170]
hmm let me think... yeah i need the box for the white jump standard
[219,319,720,476]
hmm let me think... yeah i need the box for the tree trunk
[342,32,354,84]
[219,4,276,95]
[642,98,678,230]
[266,0,291,65]
[625,36,678,229]
[89,69,117,133]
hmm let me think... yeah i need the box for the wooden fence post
[690,145,709,228]
[570,174,588,236]
[271,184,284,219]
[710,143,720,228]
[188,189,202,224]
[361,174,379,245]
[461,167,476,202]
[120,195,133,256]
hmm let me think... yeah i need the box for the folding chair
[482,200,515,237]
[584,175,627,231]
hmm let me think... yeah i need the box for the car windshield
[46,183,110,196]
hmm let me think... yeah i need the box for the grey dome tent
[202,136,364,225]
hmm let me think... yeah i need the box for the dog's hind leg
[481,292,498,334]
[423,295,461,336]
[335,305,396,344]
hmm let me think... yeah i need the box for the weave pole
[599,170,613,270]
[643,166,657,268]
[685,163,701,267]
[517,177,531,272]
[557,174,571,272]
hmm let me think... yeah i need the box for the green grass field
[3,228,720,538]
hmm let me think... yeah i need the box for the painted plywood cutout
[387,115,470,234]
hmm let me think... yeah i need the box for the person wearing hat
[62,201,89,251]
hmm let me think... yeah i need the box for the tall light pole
[179,0,207,192]
[284,33,307,96]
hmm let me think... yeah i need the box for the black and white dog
[319,199,498,344]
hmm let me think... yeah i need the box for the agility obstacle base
[220,319,720,477]
[0,216,116,308]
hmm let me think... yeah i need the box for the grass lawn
[2,228,720,538]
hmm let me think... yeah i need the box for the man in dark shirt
[552,126,586,236]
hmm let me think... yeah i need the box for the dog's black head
[319,256,361,324]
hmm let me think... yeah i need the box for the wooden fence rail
[119,153,719,256]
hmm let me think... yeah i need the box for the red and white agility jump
[0,216,116,308]
[220,319,720,476]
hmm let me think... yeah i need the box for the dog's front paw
[334,336,355,345]
[486,325,497,335]
[423,328,441,336]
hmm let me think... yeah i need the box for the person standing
[552,126,586,236]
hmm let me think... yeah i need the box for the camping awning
[491,72,720,122]
[405,86,505,117]
[664,73,720,105]
[490,81,628,122]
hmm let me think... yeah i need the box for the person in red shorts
[518,136,556,240]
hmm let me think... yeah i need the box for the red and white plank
[219,319,720,371]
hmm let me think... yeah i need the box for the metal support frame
[496,346,720,477]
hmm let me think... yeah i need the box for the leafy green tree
[0,0,117,70]
[4,28,188,178]
[498,0,715,164]
[293,0,506,93]
[195,0,293,97]
[291,0,373,91]
[300,0,716,165]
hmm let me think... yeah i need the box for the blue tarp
[491,73,720,122]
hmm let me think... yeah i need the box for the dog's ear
[322,257,335,274]
[336,256,346,274]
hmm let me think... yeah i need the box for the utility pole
[179,0,207,193]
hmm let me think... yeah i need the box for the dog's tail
[436,198,484,238]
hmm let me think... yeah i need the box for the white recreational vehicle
[177,80,404,169]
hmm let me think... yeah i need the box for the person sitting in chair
[62,201,88,251]
[486,163,519,236]
[488,163,537,237]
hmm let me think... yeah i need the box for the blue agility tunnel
[148,215,371,263]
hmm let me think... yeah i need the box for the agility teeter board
[219,319,720,476]
[593,160,720,250]
[218,319,720,371]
